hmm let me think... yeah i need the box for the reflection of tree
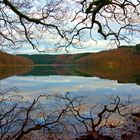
[1,89,139,140]
[0,66,33,80]
[77,64,140,85]
[22,66,78,77]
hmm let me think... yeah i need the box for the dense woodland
[20,44,140,66]
[20,53,90,65]
[77,47,140,66]
[19,45,140,86]
[1,44,140,67]
[0,51,33,79]
[0,51,33,66]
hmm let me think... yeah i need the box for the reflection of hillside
[76,48,140,85]
[54,65,79,76]
[22,65,82,76]
[77,65,140,85]
[0,66,33,80]
[20,64,140,85]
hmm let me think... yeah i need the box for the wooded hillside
[0,51,33,66]
[77,48,140,67]
[20,53,90,65]
[20,46,140,67]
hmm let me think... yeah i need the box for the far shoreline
[0,64,80,67]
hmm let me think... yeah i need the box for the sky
[13,34,139,55]
[14,39,115,55]
[3,0,140,55]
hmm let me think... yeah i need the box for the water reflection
[77,65,140,85]
[1,65,140,139]
[0,66,33,80]
[22,65,81,76]
[21,65,140,85]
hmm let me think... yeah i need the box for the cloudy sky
[3,0,140,55]
[14,35,139,55]
[14,39,114,54]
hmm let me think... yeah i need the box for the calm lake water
[1,65,140,139]
[0,65,140,104]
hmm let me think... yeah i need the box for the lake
[1,65,140,139]
[1,65,140,104]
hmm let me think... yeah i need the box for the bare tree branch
[0,0,140,52]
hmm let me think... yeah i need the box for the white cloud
[14,38,114,54]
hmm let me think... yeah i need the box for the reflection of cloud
[2,76,140,104]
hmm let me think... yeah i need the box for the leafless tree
[0,0,70,52]
[59,92,132,140]
[1,89,139,140]
[1,0,140,52]
[69,0,140,48]
[0,88,72,140]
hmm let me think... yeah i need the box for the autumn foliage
[77,48,140,67]
[0,51,33,66]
